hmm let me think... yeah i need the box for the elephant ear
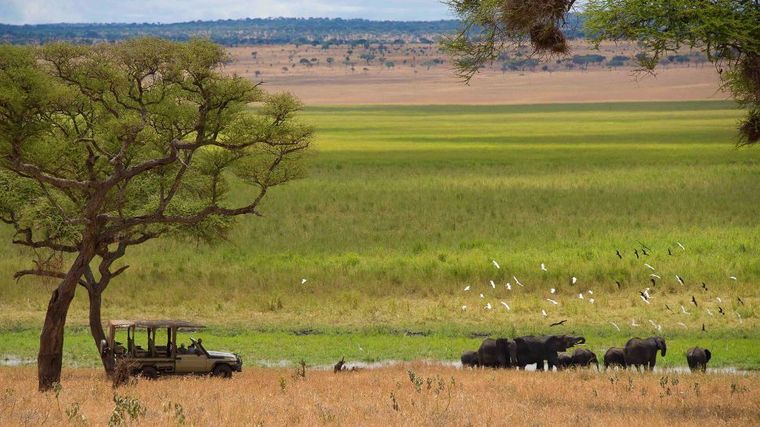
[548,336,566,351]
[704,349,711,362]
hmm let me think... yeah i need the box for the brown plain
[1,365,757,426]
[226,41,727,105]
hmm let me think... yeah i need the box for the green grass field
[1,101,759,367]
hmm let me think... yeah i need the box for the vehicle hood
[207,350,237,360]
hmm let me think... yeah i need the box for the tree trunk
[87,287,114,375]
[37,249,95,391]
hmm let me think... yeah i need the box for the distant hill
[0,16,586,46]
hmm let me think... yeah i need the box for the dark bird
[691,296,698,307]
[641,248,649,256]
[634,249,639,259]
[615,281,622,290]
[639,291,649,301]
[665,304,673,312]
[718,306,725,315]
[702,323,706,332]
[616,250,622,259]
[650,278,657,287]
[702,282,708,291]
[668,248,673,256]
[676,275,685,286]
[738,297,744,306]
[550,320,567,327]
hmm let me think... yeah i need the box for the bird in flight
[644,263,655,271]
[738,297,744,306]
[541,309,548,317]
[464,285,471,292]
[301,278,308,285]
[610,321,620,331]
[681,305,690,315]
[676,275,685,286]
[677,242,685,250]
[492,260,500,269]
[702,282,708,291]
[571,276,577,285]
[550,320,567,327]
[718,306,725,315]
[490,280,496,289]
[505,282,512,290]
[641,248,649,256]
[615,281,622,289]
[540,263,548,272]
[500,301,510,310]
[550,288,556,294]
[665,304,673,312]
[634,249,639,259]
[691,296,698,307]
[616,250,622,259]
[485,303,492,310]
[546,298,559,305]
[513,276,524,287]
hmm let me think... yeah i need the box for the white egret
[513,276,524,287]
[464,285,471,292]
[546,298,559,305]
[500,301,510,310]
[541,263,548,272]
[492,260,500,269]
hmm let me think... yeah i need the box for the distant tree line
[0,16,587,46]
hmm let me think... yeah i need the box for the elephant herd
[461,334,712,373]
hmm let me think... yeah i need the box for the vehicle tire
[140,366,159,380]
[212,364,233,379]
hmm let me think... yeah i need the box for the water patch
[1,356,35,367]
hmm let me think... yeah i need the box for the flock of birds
[458,241,748,332]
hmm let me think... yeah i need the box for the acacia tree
[0,38,312,391]
[443,0,760,145]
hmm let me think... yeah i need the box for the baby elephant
[571,348,599,370]
[686,347,712,372]
[461,350,480,368]
[604,347,627,370]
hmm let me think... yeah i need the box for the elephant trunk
[659,340,667,357]
[576,336,586,345]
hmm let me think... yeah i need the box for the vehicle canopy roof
[108,319,204,330]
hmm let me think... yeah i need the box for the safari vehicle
[100,320,242,379]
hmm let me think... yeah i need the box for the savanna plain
[1,101,759,425]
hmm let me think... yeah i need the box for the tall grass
[0,101,757,332]
[0,366,757,425]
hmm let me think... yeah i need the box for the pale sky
[0,0,454,25]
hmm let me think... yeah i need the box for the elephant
[571,348,599,370]
[556,353,574,370]
[624,336,666,371]
[461,350,480,368]
[686,347,711,373]
[603,347,627,370]
[513,335,586,371]
[477,338,518,368]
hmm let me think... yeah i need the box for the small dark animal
[668,248,673,256]
[651,278,657,287]
[460,350,480,368]
[702,282,708,291]
[616,250,622,259]
[665,304,673,312]
[691,296,698,307]
[737,297,744,306]
[334,357,346,373]
[641,248,649,256]
[718,306,725,315]
[615,281,622,289]
[686,347,711,372]
[550,320,567,327]
[634,249,639,259]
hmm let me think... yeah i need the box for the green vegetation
[1,101,758,366]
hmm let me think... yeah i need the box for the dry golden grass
[1,365,757,426]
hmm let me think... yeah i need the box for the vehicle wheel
[212,364,233,379]
[140,366,159,380]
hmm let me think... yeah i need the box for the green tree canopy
[443,0,760,145]
[0,38,313,390]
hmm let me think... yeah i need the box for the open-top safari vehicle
[100,319,242,379]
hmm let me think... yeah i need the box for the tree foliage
[585,0,760,145]
[442,0,579,81]
[443,0,760,145]
[0,37,312,389]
